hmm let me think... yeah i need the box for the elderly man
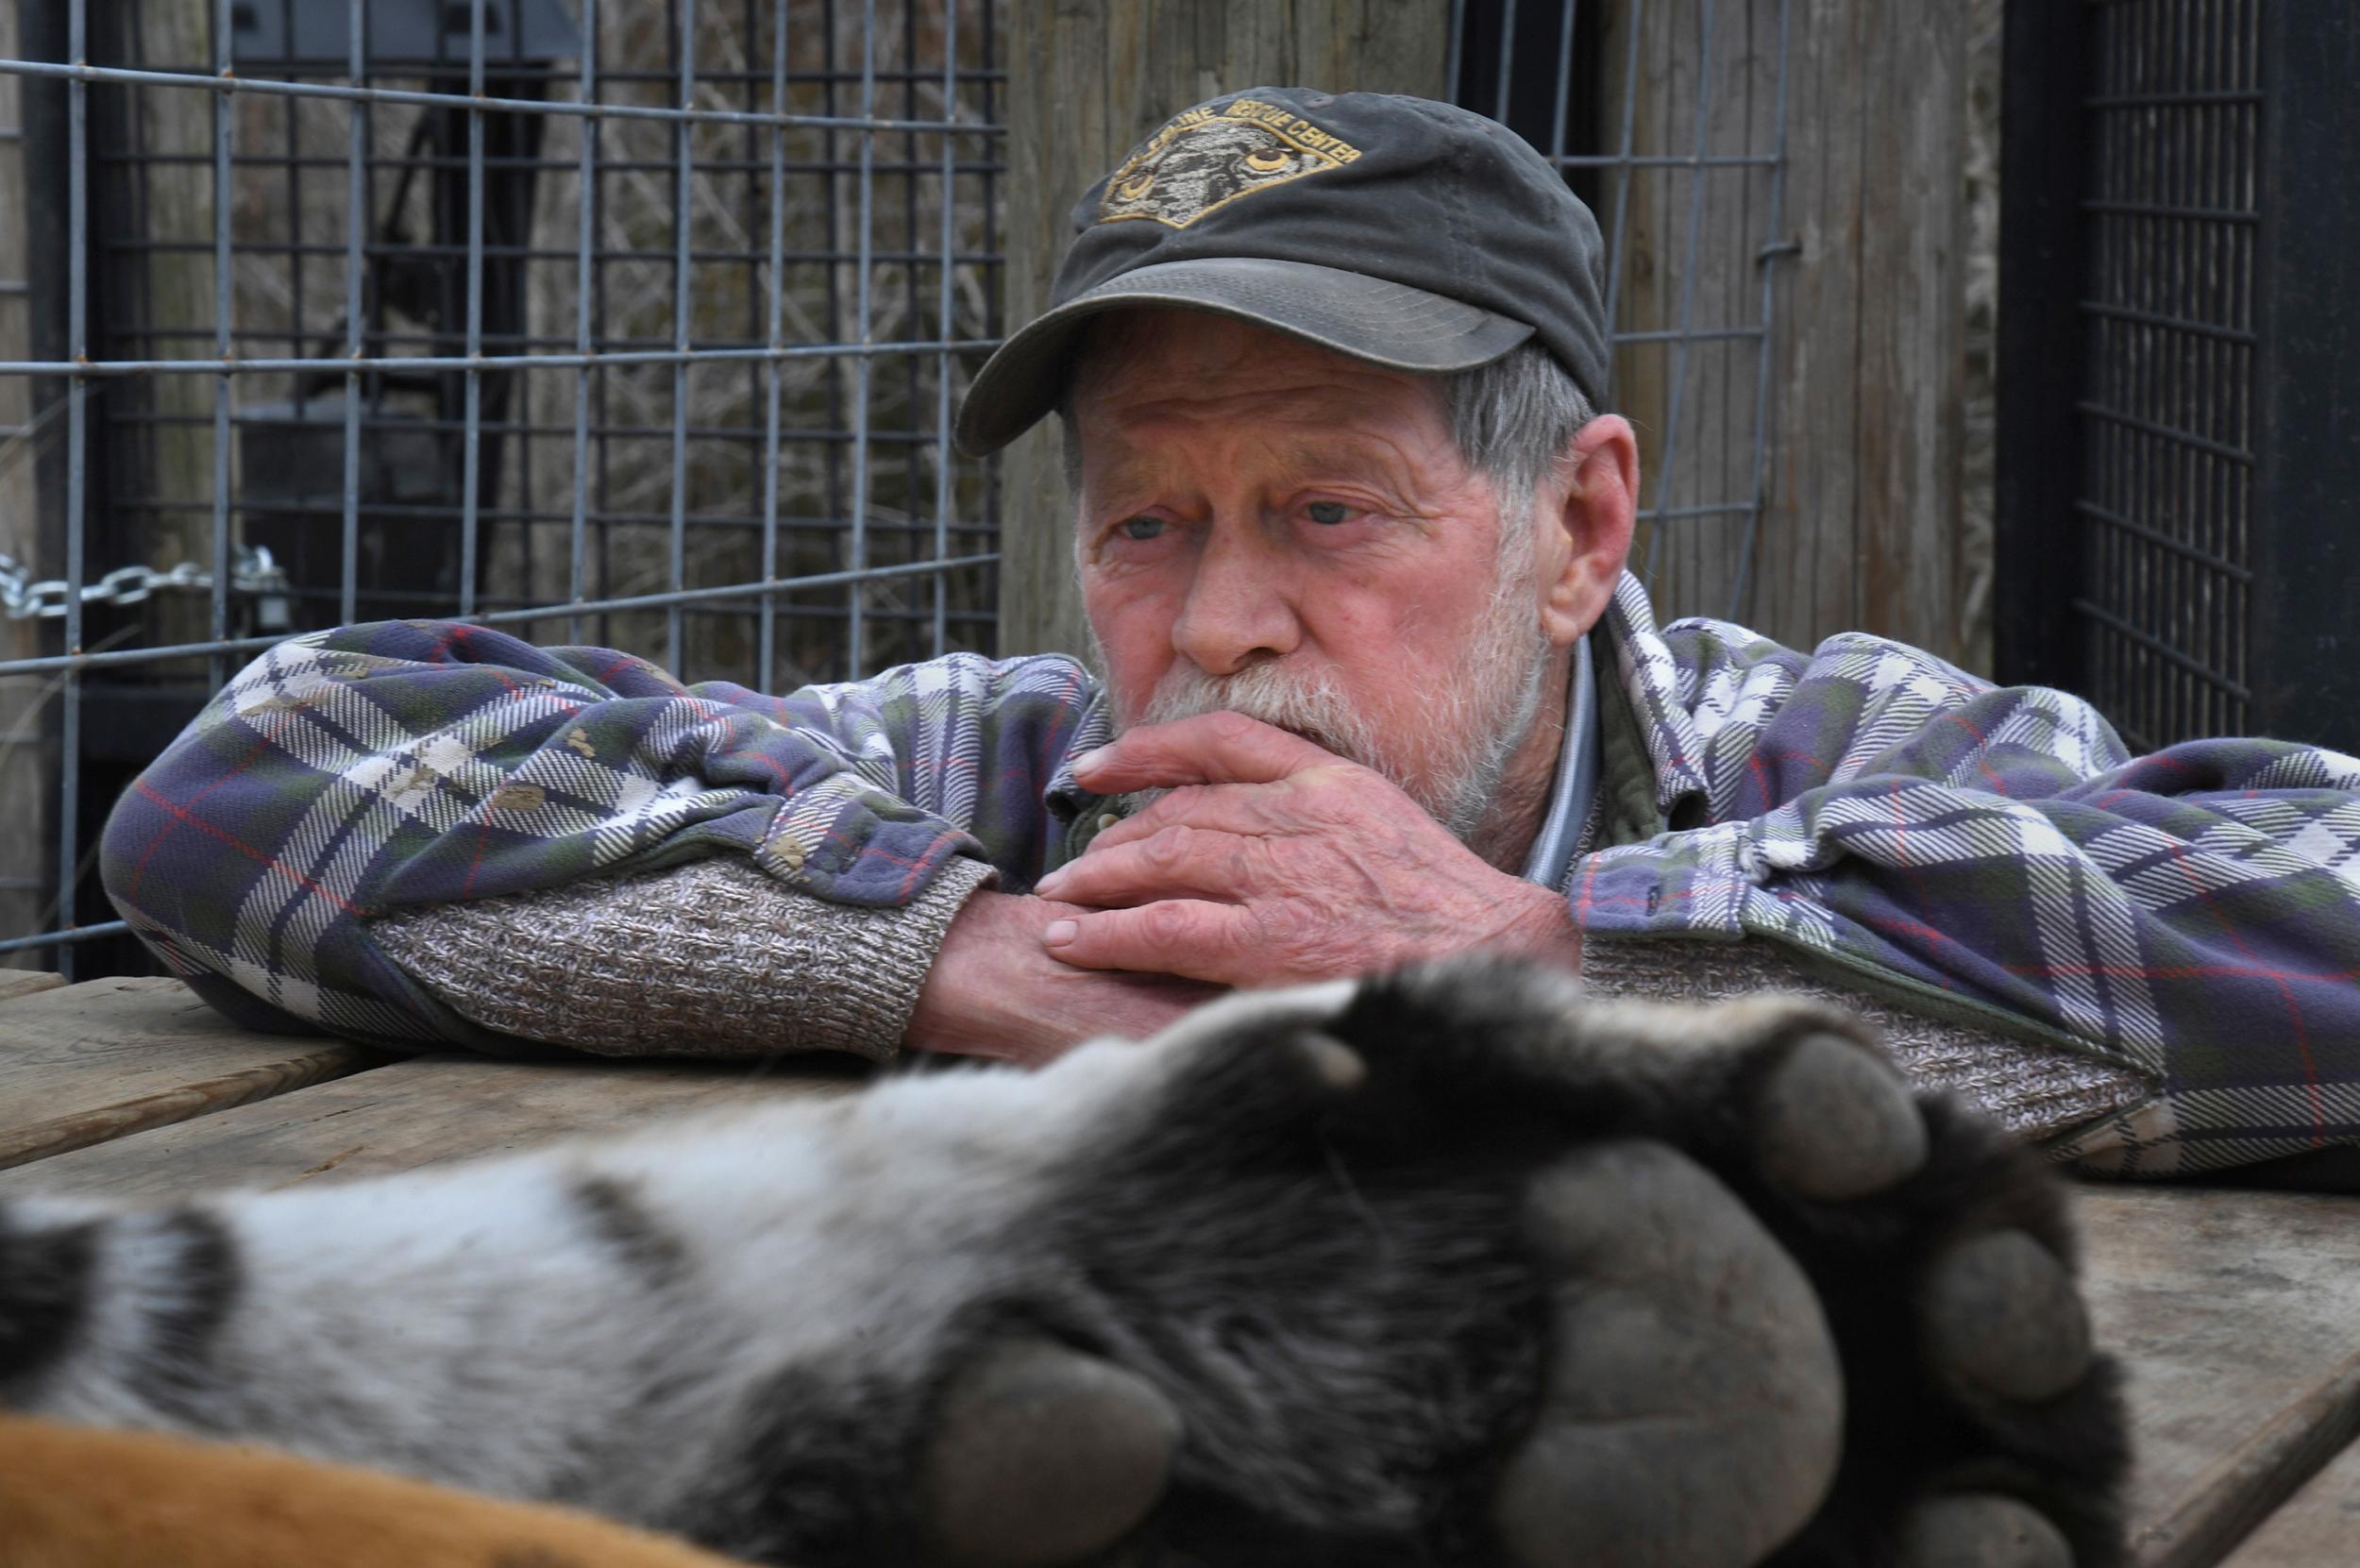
[89,82,2360,1566]
[103,88,2360,1179]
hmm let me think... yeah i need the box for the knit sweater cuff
[1576,936,2156,1141]
[367,856,996,1062]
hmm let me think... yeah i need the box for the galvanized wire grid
[1451,0,1792,620]
[0,0,1003,971]
[2074,0,2256,751]
[0,0,1790,973]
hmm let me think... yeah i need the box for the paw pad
[1920,1230,2093,1405]
[919,1340,1179,1567]
[1498,1142,1845,1568]
[1898,1492,2076,1568]
[1756,1032,1930,1201]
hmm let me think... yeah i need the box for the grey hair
[1437,341,1598,527]
[1056,334,1597,524]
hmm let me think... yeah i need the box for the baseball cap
[953,86,1610,458]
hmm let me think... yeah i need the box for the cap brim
[952,256,1535,457]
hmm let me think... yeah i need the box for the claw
[919,1340,1180,1567]
[1299,1032,1367,1092]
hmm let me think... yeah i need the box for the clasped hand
[1033,712,1580,987]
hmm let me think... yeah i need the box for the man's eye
[1119,515,1165,541]
[1306,501,1353,526]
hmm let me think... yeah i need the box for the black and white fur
[0,959,2127,1567]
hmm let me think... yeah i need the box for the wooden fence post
[995,0,1449,660]
[1,0,57,961]
[1601,0,1969,666]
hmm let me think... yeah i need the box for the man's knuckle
[1264,901,1319,947]
[1140,902,1197,946]
[1205,710,1261,746]
[1147,825,1193,871]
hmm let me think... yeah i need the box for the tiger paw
[887,959,2126,1568]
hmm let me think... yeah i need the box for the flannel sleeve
[1576,589,2360,1175]
[98,622,1104,1051]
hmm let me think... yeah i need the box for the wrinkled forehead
[1084,427,1441,502]
[1066,310,1454,460]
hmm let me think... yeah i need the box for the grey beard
[1424,625,1554,842]
[1094,594,1556,846]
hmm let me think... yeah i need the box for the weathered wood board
[0,978,385,1172]
[2075,1186,2360,1568]
[2216,1428,2360,1567]
[1599,0,1970,665]
[0,971,66,1004]
[0,1050,863,1201]
[0,0,52,951]
[8,977,2359,1563]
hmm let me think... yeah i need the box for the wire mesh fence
[1997,1,2360,756]
[1,0,1005,973]
[2073,0,2256,750]
[1454,0,1793,624]
[2,0,1815,975]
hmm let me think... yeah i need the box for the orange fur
[0,1415,757,1568]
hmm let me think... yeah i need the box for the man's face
[1071,312,1559,837]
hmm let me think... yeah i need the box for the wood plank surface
[0,1050,864,1201]
[2216,1425,2360,1568]
[0,970,66,1003]
[2076,1186,2360,1568]
[7,975,2351,1561]
[0,978,385,1172]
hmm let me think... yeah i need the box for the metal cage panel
[5,0,1826,974]
[2075,0,2258,751]
[1,0,1005,974]
[1999,1,2360,754]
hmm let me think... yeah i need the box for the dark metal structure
[1998,0,2360,753]
[2,0,1004,973]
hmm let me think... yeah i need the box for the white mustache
[1138,660,1381,771]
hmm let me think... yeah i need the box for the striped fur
[0,961,2126,1566]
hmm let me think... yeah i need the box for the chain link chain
[0,546,294,628]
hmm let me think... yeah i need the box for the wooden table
[4,973,2356,1567]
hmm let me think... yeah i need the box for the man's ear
[1538,413,1640,648]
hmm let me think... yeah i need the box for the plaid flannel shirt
[102,573,2360,1175]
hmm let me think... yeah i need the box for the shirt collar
[1521,631,1603,890]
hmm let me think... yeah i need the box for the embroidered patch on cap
[1098,97,1363,229]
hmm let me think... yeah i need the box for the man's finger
[1070,711,1345,793]
[1041,898,1256,983]
[1036,825,1264,908]
[1084,784,1279,856]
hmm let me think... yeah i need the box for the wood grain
[0,0,49,951]
[2075,1186,2360,1567]
[1758,0,1968,664]
[2215,1422,2360,1568]
[0,978,386,1172]
[998,0,1450,659]
[0,1050,864,1201]
[0,971,66,1004]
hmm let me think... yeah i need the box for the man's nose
[1170,527,1301,677]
